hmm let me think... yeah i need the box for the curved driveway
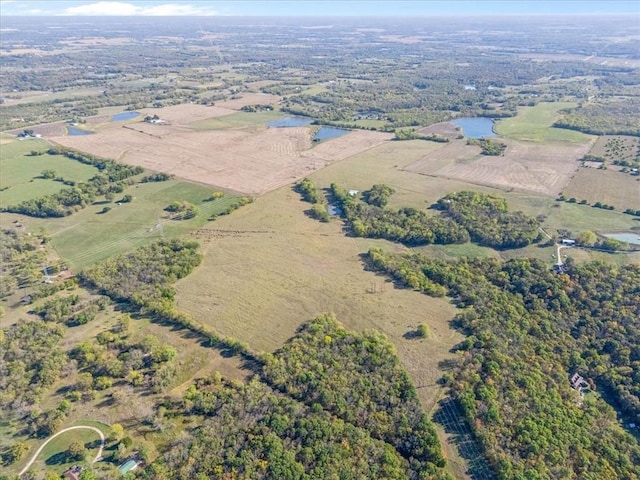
[19,425,105,476]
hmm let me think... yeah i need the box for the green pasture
[494,102,593,143]
[188,110,285,131]
[0,139,100,206]
[27,427,103,475]
[16,179,239,270]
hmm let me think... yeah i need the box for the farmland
[2,11,640,480]
[493,102,594,143]
[49,109,392,196]
[0,139,99,205]
[563,167,640,212]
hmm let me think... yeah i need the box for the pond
[602,232,640,245]
[451,117,495,139]
[267,116,314,127]
[111,111,139,122]
[313,126,349,142]
[67,127,94,136]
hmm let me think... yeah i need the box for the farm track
[19,425,105,476]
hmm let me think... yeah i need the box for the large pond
[67,127,94,136]
[111,111,139,122]
[267,116,314,127]
[602,232,640,245]
[451,117,495,139]
[313,126,349,142]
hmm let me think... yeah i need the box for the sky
[0,0,638,17]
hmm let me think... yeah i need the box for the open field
[189,110,284,130]
[0,138,99,205]
[587,134,640,163]
[48,120,391,196]
[0,180,239,271]
[177,184,463,412]
[494,102,595,143]
[403,136,593,196]
[563,167,640,212]
[25,428,102,475]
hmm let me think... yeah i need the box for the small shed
[118,459,139,475]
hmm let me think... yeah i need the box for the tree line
[328,184,540,249]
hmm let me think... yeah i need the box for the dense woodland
[554,98,640,136]
[367,249,640,479]
[146,315,450,480]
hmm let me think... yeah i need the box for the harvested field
[48,122,391,195]
[138,104,237,125]
[404,138,594,196]
[213,92,281,110]
[301,130,394,163]
[418,121,462,140]
[7,121,67,137]
[563,167,640,211]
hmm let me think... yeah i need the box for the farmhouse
[570,372,589,394]
[62,465,82,480]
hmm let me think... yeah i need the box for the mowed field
[493,102,594,143]
[48,105,392,195]
[0,138,99,205]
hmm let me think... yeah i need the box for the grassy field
[494,102,594,143]
[1,178,240,271]
[562,167,640,212]
[188,110,285,131]
[0,139,99,205]
[27,428,103,475]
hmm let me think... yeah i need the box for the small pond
[313,126,349,142]
[111,111,139,122]
[68,127,94,136]
[602,233,640,246]
[451,117,495,139]
[267,116,314,127]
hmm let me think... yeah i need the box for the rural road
[556,244,571,267]
[19,425,105,476]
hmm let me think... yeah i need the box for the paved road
[19,425,105,476]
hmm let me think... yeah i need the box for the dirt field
[404,138,594,196]
[418,122,462,140]
[563,167,640,211]
[138,103,238,125]
[49,120,391,195]
[587,135,640,163]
